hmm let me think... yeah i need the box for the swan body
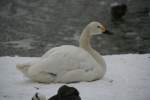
[16,21,109,83]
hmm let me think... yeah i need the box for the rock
[111,3,127,20]
[49,85,81,100]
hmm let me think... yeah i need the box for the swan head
[86,21,113,35]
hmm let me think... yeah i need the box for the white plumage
[16,21,108,83]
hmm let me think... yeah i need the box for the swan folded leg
[58,69,100,83]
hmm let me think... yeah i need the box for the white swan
[16,21,112,83]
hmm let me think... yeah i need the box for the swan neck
[79,27,106,68]
[79,28,98,61]
[79,28,92,49]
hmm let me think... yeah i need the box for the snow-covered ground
[0,54,150,100]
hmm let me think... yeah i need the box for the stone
[111,3,127,20]
[49,85,81,100]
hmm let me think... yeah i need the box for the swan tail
[16,63,31,70]
[16,63,32,76]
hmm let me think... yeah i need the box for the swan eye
[97,26,101,28]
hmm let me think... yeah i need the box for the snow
[0,54,150,100]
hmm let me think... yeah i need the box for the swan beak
[103,30,113,35]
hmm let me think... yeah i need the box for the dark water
[0,0,150,57]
